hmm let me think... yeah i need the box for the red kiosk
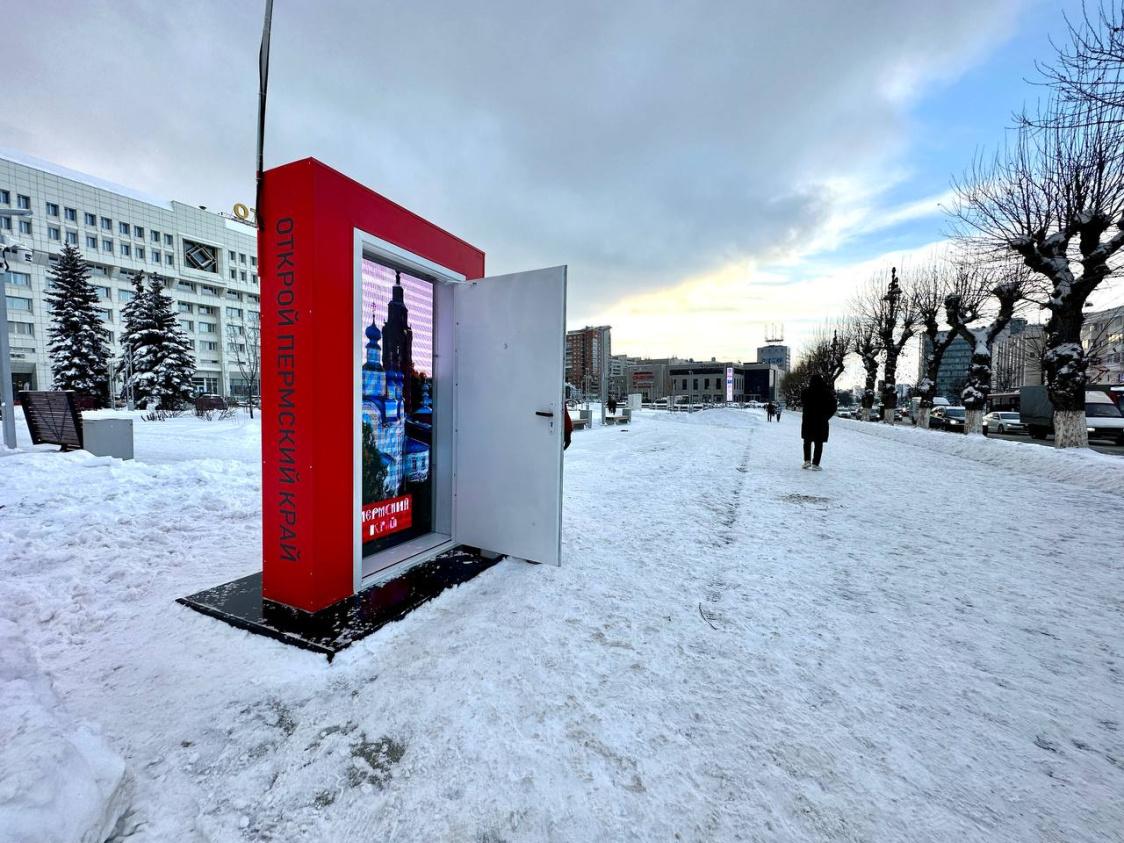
[181,159,566,654]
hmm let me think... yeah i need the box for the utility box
[82,418,134,460]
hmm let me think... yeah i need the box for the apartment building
[2,149,259,398]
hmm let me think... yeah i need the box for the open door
[453,266,566,565]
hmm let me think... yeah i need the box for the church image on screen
[360,260,434,554]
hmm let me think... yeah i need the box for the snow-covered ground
[2,407,1122,841]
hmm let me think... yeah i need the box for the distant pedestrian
[564,408,573,450]
[800,374,837,471]
[607,397,618,415]
[766,402,775,422]
[775,405,782,422]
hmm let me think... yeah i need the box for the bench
[18,390,84,451]
[571,417,590,430]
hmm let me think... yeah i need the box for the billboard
[360,258,435,556]
[725,366,734,402]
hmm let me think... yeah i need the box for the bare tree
[1036,2,1124,115]
[912,260,984,429]
[952,90,1124,446]
[851,315,882,421]
[945,263,1029,434]
[873,268,919,424]
[226,313,261,419]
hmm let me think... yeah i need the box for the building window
[64,207,77,222]
[198,304,216,315]
[94,286,111,299]
[165,253,173,265]
[99,309,112,322]
[228,250,236,262]
[0,189,8,203]
[179,320,194,333]
[17,194,31,210]
[226,289,241,301]
[86,235,98,249]
[201,285,218,297]
[178,302,193,313]
[9,320,35,336]
[84,212,96,226]
[6,296,32,312]
[229,268,237,280]
[239,253,247,264]
[46,202,59,217]
[0,217,9,231]
[65,230,78,245]
[226,306,242,318]
[18,220,31,235]
[164,233,173,246]
[134,225,143,238]
[92,265,108,276]
[48,225,62,241]
[120,243,131,257]
[119,221,129,235]
[119,288,135,302]
[151,230,160,243]
[184,240,218,272]
[176,280,195,293]
[151,251,160,264]
[250,256,257,267]
[100,217,112,230]
[5,271,31,286]
[240,270,247,282]
[103,239,113,252]
[135,246,144,261]
[198,321,216,333]
[200,341,218,352]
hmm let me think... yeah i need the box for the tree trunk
[1043,304,1090,448]
[964,408,984,435]
[917,406,931,429]
[1054,409,1089,448]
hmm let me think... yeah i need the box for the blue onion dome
[365,317,382,348]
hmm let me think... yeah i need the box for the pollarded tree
[45,244,110,405]
[944,263,1028,434]
[911,259,986,430]
[872,268,919,424]
[851,315,881,421]
[953,91,1124,446]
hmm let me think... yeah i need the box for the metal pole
[0,285,15,448]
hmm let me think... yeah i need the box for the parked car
[983,411,1025,435]
[1020,386,1124,443]
[931,406,966,432]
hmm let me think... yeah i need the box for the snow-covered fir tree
[117,274,196,408]
[44,244,110,405]
[148,278,196,408]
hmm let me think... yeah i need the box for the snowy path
[1,409,1122,841]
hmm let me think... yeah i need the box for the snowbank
[0,618,130,843]
[837,416,1124,494]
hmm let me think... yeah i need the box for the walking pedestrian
[775,404,782,422]
[800,374,837,470]
[766,402,775,422]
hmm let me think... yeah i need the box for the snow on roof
[0,147,175,211]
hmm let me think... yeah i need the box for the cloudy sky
[6,0,1094,372]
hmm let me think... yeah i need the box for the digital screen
[360,258,435,555]
[726,367,734,402]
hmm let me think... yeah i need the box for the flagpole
[256,0,274,233]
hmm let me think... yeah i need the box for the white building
[2,149,259,398]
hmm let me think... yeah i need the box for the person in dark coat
[800,374,837,470]
[564,407,573,450]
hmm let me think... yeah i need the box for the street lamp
[0,208,34,449]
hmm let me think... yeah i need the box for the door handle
[535,411,554,418]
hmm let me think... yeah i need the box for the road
[982,430,1124,456]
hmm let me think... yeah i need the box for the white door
[453,266,566,565]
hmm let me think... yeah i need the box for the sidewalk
[1,408,1121,841]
